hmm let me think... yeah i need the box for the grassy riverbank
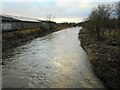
[2,24,70,66]
[2,24,70,53]
[78,28,119,89]
[3,28,44,52]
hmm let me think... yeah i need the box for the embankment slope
[79,28,120,89]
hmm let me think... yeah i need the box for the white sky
[0,0,119,23]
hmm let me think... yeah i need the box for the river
[2,27,104,88]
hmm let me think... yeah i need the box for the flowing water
[2,27,104,88]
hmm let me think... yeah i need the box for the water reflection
[2,27,104,88]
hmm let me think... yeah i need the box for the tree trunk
[109,29,112,38]
[96,26,101,40]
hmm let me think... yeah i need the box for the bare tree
[46,14,55,22]
[116,1,120,28]
[88,4,112,39]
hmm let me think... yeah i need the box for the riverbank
[78,28,119,89]
[2,27,105,88]
[2,24,71,65]
[2,24,70,52]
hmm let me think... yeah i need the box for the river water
[2,27,104,88]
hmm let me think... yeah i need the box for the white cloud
[0,0,119,2]
[54,16,86,23]
[0,0,52,2]
[1,0,118,22]
[0,3,2,14]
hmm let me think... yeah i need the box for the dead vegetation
[79,28,119,89]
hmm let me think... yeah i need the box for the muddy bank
[78,28,120,89]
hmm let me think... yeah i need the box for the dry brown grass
[103,29,119,39]
[2,28,42,39]
[79,28,119,89]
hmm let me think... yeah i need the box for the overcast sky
[0,0,119,23]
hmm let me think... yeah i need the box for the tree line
[82,1,120,40]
